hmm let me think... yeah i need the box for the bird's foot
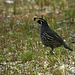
[50,50,54,55]
[46,51,54,55]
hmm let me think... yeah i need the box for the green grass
[0,0,75,75]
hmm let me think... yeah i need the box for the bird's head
[34,17,47,25]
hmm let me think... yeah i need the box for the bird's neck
[40,23,49,33]
[41,23,49,29]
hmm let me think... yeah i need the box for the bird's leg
[46,47,53,55]
[50,47,54,55]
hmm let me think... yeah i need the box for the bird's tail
[64,44,73,51]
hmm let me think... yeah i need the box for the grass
[0,0,75,75]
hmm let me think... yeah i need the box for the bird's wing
[46,29,64,44]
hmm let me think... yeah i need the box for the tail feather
[64,44,73,51]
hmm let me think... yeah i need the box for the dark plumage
[34,17,73,53]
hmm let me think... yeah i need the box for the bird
[34,17,73,53]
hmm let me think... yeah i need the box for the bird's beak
[34,17,42,24]
[34,17,39,22]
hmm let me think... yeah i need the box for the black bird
[34,17,73,53]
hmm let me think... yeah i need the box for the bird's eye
[37,19,44,25]
[37,20,43,24]
[37,20,41,24]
